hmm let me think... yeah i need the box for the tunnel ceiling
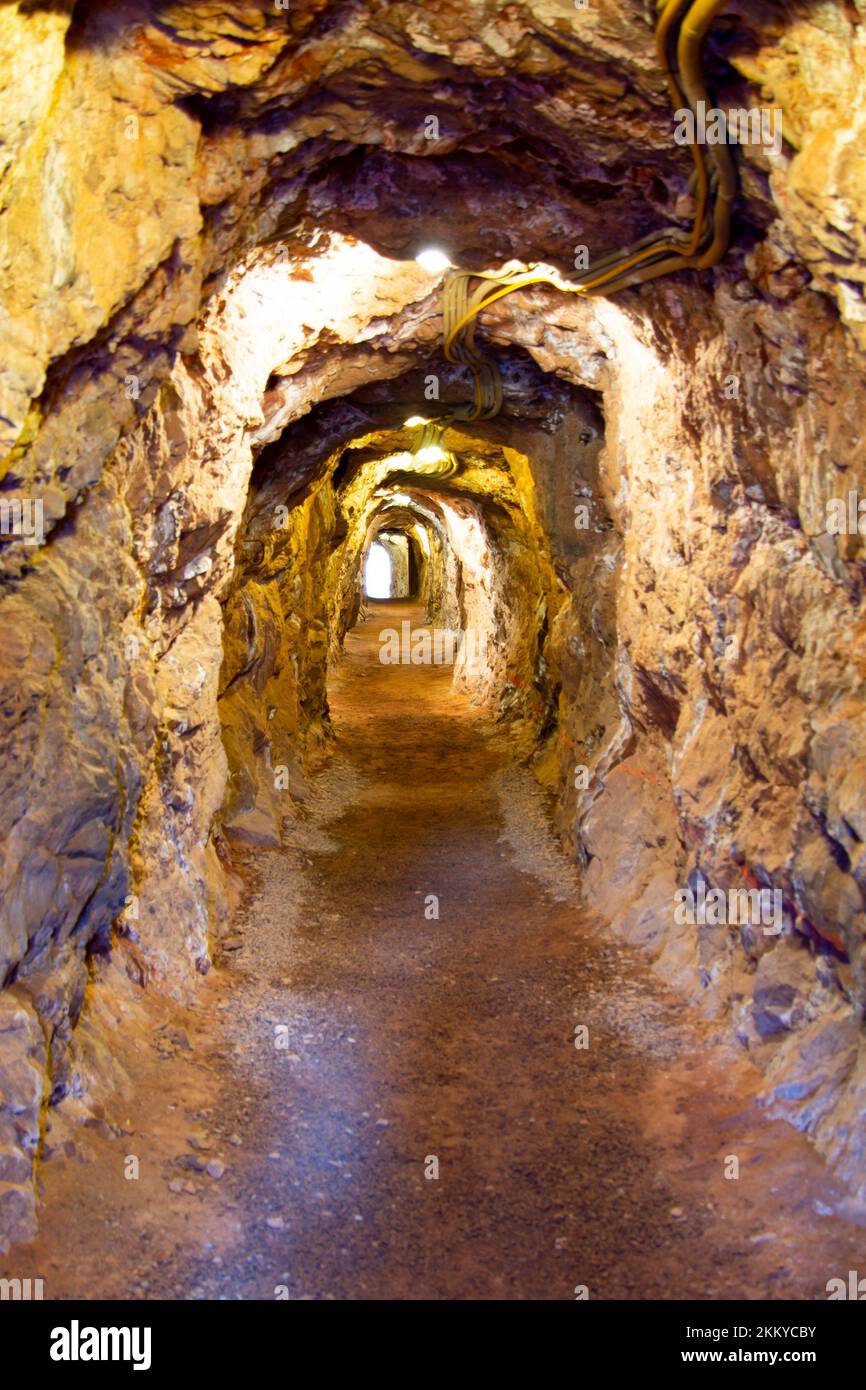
[2,0,864,489]
[250,355,597,497]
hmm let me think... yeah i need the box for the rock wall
[508,276,866,1201]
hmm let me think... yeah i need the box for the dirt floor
[3,601,863,1300]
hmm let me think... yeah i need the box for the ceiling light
[415,249,451,275]
[416,444,448,465]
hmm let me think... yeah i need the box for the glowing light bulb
[416,444,448,465]
[415,249,451,275]
[404,415,430,427]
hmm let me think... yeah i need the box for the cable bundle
[441,0,736,422]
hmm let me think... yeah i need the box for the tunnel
[0,0,866,1323]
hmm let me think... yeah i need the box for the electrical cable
[437,0,735,422]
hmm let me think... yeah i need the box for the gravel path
[6,602,861,1301]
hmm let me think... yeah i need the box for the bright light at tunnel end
[415,248,452,275]
[364,542,393,600]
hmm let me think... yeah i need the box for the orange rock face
[0,0,865,1250]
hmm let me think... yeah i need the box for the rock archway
[1,0,865,1305]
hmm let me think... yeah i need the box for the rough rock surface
[0,0,865,1247]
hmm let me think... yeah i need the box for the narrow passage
[9,603,860,1300]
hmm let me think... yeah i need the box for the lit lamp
[415,248,452,275]
[407,418,454,478]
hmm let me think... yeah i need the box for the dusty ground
[3,601,863,1300]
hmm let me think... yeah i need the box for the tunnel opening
[363,540,393,600]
